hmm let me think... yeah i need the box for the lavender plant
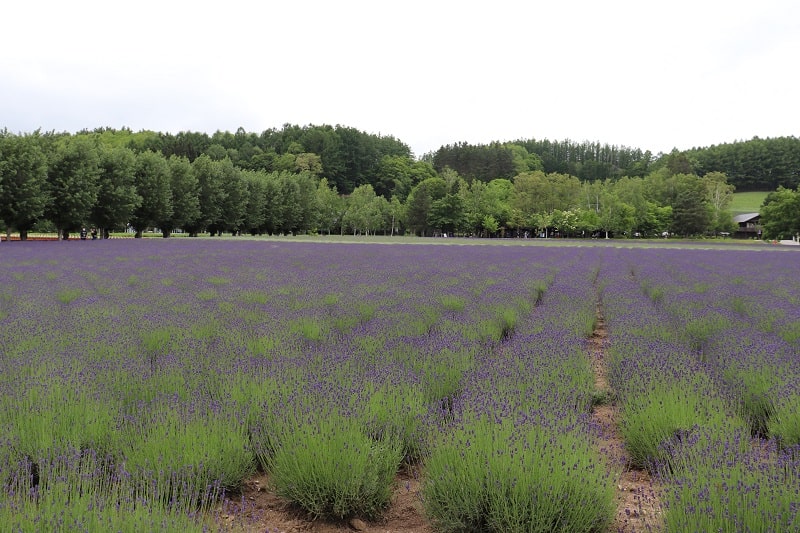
[659,429,800,532]
[120,402,255,497]
[619,376,747,471]
[769,384,800,448]
[422,417,614,533]
[0,447,217,532]
[263,412,403,520]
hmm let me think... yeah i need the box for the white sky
[2,0,799,158]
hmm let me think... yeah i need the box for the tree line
[80,124,412,196]
[1,127,798,240]
[429,139,654,182]
[429,136,800,192]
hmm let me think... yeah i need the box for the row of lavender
[421,249,615,531]
[602,247,800,531]
[0,240,612,531]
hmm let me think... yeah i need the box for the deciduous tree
[90,145,140,238]
[0,133,50,240]
[45,135,101,238]
[760,187,800,239]
[158,156,200,237]
[130,151,172,238]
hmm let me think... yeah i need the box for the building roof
[732,213,760,224]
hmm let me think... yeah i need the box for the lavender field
[0,239,798,532]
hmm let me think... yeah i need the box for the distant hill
[683,137,800,192]
[428,136,800,192]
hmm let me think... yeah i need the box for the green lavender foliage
[263,412,403,520]
[620,375,748,472]
[659,429,800,532]
[769,391,800,448]
[422,417,614,533]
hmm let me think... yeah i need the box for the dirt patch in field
[591,303,664,532]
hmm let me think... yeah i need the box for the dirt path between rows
[591,301,664,532]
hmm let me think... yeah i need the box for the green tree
[211,159,246,235]
[460,180,495,236]
[0,133,50,240]
[375,155,413,200]
[405,178,447,236]
[429,193,465,236]
[315,178,343,235]
[532,211,552,238]
[262,174,284,235]
[375,155,436,201]
[157,156,200,237]
[130,151,172,238]
[186,154,227,236]
[272,152,298,173]
[45,135,101,239]
[343,184,384,235]
[642,202,673,236]
[294,153,323,175]
[703,171,736,234]
[551,209,580,237]
[760,187,800,240]
[241,170,269,235]
[668,173,711,236]
[505,143,544,174]
[386,195,405,236]
[482,214,499,236]
[485,179,513,229]
[90,145,140,238]
[662,148,697,176]
[204,143,228,161]
[263,171,318,235]
[432,141,517,182]
[286,171,319,234]
[598,195,635,238]
[575,208,601,236]
[607,177,650,234]
[507,208,526,235]
[512,171,580,220]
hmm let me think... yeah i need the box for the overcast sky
[2,0,798,157]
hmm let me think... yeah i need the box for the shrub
[264,413,403,520]
[723,366,783,437]
[422,417,614,533]
[620,376,747,472]
[659,429,800,532]
[5,383,118,459]
[121,406,255,501]
[769,391,800,448]
[0,448,215,532]
[360,383,428,462]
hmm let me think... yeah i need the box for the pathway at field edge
[590,297,665,532]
